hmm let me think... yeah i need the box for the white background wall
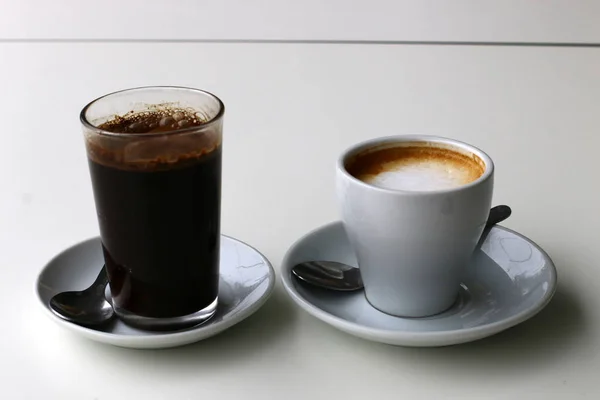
[1,0,599,43]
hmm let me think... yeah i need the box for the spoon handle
[486,205,511,227]
[93,265,109,297]
[477,205,512,248]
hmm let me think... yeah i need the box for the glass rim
[80,86,225,138]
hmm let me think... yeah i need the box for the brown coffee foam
[97,108,206,134]
[346,143,485,184]
[85,109,221,171]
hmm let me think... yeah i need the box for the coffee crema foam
[346,145,485,192]
[85,109,221,171]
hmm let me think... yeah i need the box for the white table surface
[1,42,599,399]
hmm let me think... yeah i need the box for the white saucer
[36,235,275,349]
[282,221,557,347]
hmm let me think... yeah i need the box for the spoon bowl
[292,261,363,291]
[49,266,114,326]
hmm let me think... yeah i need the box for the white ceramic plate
[37,235,275,349]
[282,221,557,347]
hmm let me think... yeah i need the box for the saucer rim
[281,220,558,346]
[35,234,276,348]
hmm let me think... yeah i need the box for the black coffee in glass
[80,87,224,330]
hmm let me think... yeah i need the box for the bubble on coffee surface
[347,145,485,192]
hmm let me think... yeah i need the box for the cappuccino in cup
[345,143,485,192]
[336,136,494,317]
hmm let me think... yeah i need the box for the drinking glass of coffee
[337,135,493,317]
[80,86,224,330]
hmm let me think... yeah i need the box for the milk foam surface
[360,159,476,191]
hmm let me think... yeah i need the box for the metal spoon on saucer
[292,205,512,292]
[49,265,114,326]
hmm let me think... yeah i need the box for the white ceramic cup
[336,135,494,317]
